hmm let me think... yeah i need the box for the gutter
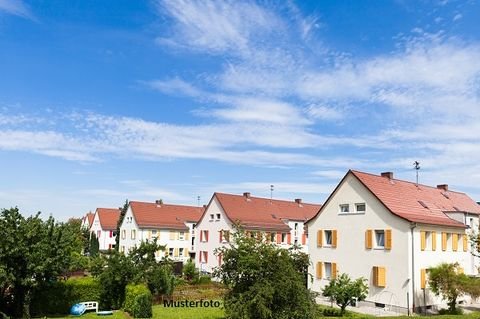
[410,222,417,314]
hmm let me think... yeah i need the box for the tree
[428,263,469,313]
[183,259,199,282]
[115,199,129,251]
[0,208,80,318]
[89,232,100,257]
[322,273,368,316]
[214,230,316,319]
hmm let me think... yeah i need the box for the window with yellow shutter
[332,230,338,248]
[385,229,392,250]
[331,263,338,279]
[432,231,437,251]
[420,231,426,251]
[463,234,468,252]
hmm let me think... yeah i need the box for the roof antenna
[413,161,421,186]
[270,184,274,202]
[197,195,200,207]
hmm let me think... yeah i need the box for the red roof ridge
[349,169,467,195]
[213,191,320,207]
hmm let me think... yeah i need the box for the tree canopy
[214,230,316,319]
[322,273,368,315]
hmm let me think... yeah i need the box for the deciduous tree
[322,273,368,316]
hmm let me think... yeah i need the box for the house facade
[118,200,204,262]
[81,212,94,230]
[90,208,121,251]
[195,192,321,274]
[307,170,480,314]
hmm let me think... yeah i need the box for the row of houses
[81,169,480,313]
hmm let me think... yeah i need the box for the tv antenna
[413,161,421,186]
[270,184,274,201]
[197,195,200,207]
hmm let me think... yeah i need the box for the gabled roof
[309,170,479,228]
[350,170,479,228]
[209,192,321,232]
[96,208,121,230]
[130,201,204,230]
[86,212,94,226]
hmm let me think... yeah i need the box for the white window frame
[375,230,385,249]
[179,248,184,257]
[324,262,332,279]
[355,203,366,213]
[179,231,185,241]
[324,230,333,246]
[339,204,350,213]
[209,214,214,221]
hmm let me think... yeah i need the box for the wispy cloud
[0,0,34,19]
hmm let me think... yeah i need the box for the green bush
[124,284,152,318]
[439,307,464,315]
[194,275,212,285]
[30,277,101,316]
[322,307,343,317]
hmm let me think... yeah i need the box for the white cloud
[0,0,33,19]
[143,77,203,97]
[453,13,463,22]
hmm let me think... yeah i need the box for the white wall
[90,212,116,251]
[195,196,232,274]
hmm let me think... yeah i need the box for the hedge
[30,277,101,316]
[124,284,152,318]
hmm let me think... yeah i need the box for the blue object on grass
[97,310,113,316]
[70,303,87,316]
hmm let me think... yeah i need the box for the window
[216,213,221,220]
[200,251,208,263]
[220,230,230,243]
[325,230,333,246]
[121,230,126,239]
[339,204,350,213]
[179,248,184,257]
[324,262,332,279]
[131,229,136,240]
[294,223,298,230]
[200,230,209,242]
[269,232,275,242]
[169,248,174,257]
[210,214,214,221]
[281,233,287,243]
[355,203,366,213]
[375,230,385,248]
[152,230,157,237]
[179,231,185,241]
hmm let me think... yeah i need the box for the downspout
[410,222,417,314]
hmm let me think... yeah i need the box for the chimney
[381,172,393,179]
[437,184,448,191]
[295,198,302,204]
[155,199,163,206]
[243,192,251,199]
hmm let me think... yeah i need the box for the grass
[46,304,480,319]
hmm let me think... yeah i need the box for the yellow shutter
[365,229,372,249]
[463,234,468,252]
[452,233,458,251]
[332,263,337,279]
[432,231,437,251]
[185,247,189,256]
[164,248,169,256]
[174,248,179,257]
[332,230,338,248]
[420,231,426,251]
[317,230,323,247]
[385,229,392,250]
[186,232,190,241]
[442,232,447,251]
[176,232,180,240]
[316,262,323,279]
[169,231,176,240]
[420,269,426,289]
[378,267,386,287]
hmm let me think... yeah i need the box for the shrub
[30,277,101,316]
[194,275,212,285]
[322,307,343,317]
[183,259,199,281]
[439,307,464,315]
[124,284,152,318]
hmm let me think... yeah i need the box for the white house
[81,211,94,230]
[90,208,121,251]
[195,192,321,274]
[307,170,480,314]
[118,200,204,262]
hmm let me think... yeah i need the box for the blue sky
[1,0,480,220]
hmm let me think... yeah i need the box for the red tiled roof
[351,170,480,228]
[130,201,204,230]
[213,192,322,231]
[96,208,121,230]
[86,212,94,226]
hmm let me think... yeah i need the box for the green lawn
[51,304,480,319]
